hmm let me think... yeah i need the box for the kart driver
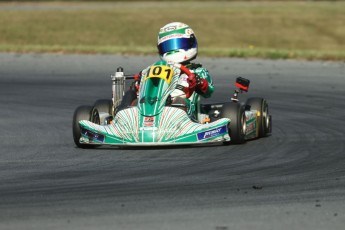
[156,22,214,99]
[123,22,214,118]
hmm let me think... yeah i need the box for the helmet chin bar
[161,48,198,64]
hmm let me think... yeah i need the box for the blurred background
[0,0,344,60]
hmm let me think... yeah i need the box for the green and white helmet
[157,22,198,64]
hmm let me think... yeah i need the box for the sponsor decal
[143,116,155,127]
[159,33,185,43]
[163,26,176,32]
[80,127,105,143]
[160,23,188,33]
[246,122,255,134]
[185,28,193,35]
[197,125,227,140]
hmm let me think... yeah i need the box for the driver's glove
[196,77,209,94]
[187,73,209,96]
[187,73,197,90]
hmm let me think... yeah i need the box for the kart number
[146,65,173,84]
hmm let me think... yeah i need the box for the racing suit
[170,62,214,118]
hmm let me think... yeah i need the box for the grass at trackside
[0,1,344,60]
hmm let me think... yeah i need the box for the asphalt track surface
[0,53,344,230]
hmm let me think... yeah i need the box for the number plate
[145,65,174,84]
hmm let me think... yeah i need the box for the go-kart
[72,61,272,148]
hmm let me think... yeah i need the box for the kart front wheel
[72,105,98,148]
[220,102,246,144]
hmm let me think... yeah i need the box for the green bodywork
[79,61,233,146]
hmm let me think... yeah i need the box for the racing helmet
[157,22,198,64]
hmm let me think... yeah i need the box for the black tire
[72,105,98,148]
[246,97,271,137]
[220,102,246,144]
[117,89,137,111]
[94,99,113,115]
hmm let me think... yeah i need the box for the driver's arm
[195,68,214,98]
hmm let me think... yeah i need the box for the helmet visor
[158,38,193,55]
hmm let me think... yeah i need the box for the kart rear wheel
[72,105,98,149]
[246,97,271,137]
[220,102,246,144]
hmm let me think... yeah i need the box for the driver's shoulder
[191,65,210,78]
[186,62,203,70]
